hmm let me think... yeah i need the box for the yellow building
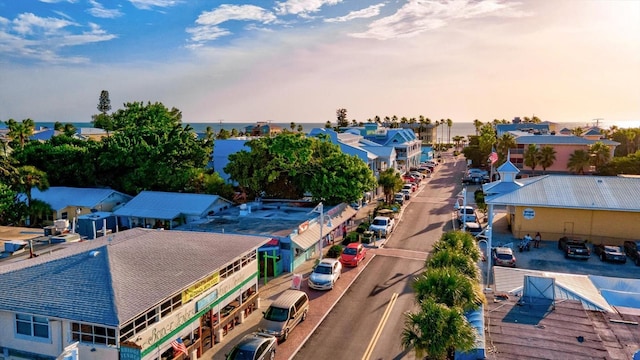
[484,161,640,245]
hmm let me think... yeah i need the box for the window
[15,314,49,339]
[71,322,116,346]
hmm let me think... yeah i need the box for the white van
[258,290,309,342]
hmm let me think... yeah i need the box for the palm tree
[426,248,479,281]
[567,149,591,174]
[496,133,516,165]
[5,118,35,149]
[402,299,476,360]
[297,124,304,133]
[290,122,296,132]
[523,144,540,174]
[377,168,404,204]
[452,135,464,150]
[571,127,585,137]
[413,266,483,310]
[63,123,77,137]
[473,119,482,136]
[324,121,332,129]
[432,231,482,262]
[589,141,611,172]
[538,145,557,174]
[15,165,49,226]
[446,118,453,145]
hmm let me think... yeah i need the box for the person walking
[534,232,542,248]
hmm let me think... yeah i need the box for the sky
[0,0,639,127]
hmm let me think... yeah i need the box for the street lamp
[477,227,492,292]
[456,186,468,232]
[313,203,333,261]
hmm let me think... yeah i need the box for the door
[563,222,574,235]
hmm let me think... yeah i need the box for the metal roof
[30,187,132,212]
[291,204,357,250]
[485,175,640,212]
[113,191,231,219]
[0,228,269,326]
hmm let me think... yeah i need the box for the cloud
[187,5,276,44]
[0,13,116,63]
[87,0,124,19]
[275,0,342,16]
[39,0,78,3]
[351,0,530,40]
[324,3,385,23]
[12,12,75,35]
[128,0,180,10]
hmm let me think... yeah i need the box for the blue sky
[1,0,639,127]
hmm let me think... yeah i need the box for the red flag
[489,151,498,165]
[171,337,188,356]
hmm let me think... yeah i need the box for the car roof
[345,242,361,249]
[319,258,339,266]
[494,247,513,254]
[236,332,274,350]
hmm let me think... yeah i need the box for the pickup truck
[558,236,591,259]
[369,216,395,237]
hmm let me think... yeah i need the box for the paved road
[293,153,465,360]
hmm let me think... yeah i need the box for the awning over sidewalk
[291,204,357,250]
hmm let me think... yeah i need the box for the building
[113,191,234,230]
[29,187,133,226]
[483,161,640,243]
[0,228,269,360]
[244,122,282,137]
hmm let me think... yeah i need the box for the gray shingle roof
[486,175,640,211]
[0,228,269,326]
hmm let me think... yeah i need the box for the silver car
[226,332,277,360]
[308,258,342,290]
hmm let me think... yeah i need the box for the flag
[171,337,188,356]
[488,151,498,165]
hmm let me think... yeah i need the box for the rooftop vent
[89,251,100,257]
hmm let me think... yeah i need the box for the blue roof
[30,187,131,212]
[113,191,229,219]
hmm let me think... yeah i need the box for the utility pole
[593,118,603,128]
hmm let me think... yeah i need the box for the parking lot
[482,212,640,279]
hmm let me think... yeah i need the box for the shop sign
[119,343,142,360]
[298,221,309,234]
[182,272,220,303]
[523,208,535,220]
[196,290,218,312]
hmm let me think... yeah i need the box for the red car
[340,243,367,267]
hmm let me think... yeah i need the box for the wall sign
[523,208,535,220]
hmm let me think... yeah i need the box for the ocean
[30,119,639,140]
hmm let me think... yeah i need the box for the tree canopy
[224,132,376,204]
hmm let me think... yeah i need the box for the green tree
[97,90,112,115]
[14,165,49,226]
[92,90,114,136]
[432,231,482,262]
[567,149,591,174]
[0,182,27,225]
[538,145,556,173]
[5,118,35,149]
[95,101,211,194]
[571,127,585,137]
[426,248,479,281]
[413,266,483,311]
[473,119,482,136]
[402,299,476,360]
[598,151,640,175]
[377,168,404,204]
[495,133,516,165]
[446,118,453,145]
[523,144,540,174]
[589,141,611,173]
[225,133,375,204]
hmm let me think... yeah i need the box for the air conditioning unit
[54,219,70,232]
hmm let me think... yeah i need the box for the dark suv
[558,236,591,259]
[623,241,640,266]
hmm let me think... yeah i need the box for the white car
[369,216,395,236]
[457,206,477,224]
[308,258,342,290]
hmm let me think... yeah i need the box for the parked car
[623,240,640,266]
[402,183,415,193]
[456,206,477,224]
[340,243,367,267]
[410,171,427,179]
[467,168,488,176]
[402,175,417,183]
[258,290,309,342]
[369,216,395,236]
[593,244,627,263]
[462,173,489,185]
[492,247,516,267]
[226,332,277,360]
[400,189,411,200]
[394,193,405,205]
[463,222,483,237]
[558,236,591,259]
[308,258,342,290]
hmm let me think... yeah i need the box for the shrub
[326,245,343,258]
[342,232,359,246]
[355,222,370,233]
